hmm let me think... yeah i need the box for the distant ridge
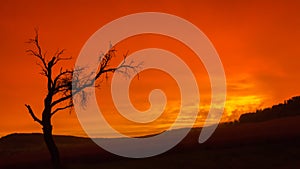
[1,115,300,169]
[239,96,300,123]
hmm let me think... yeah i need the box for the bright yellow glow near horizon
[0,1,300,138]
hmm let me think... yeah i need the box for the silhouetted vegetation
[2,115,300,169]
[24,30,138,169]
[239,96,300,123]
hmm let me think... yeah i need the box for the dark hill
[239,96,300,123]
[1,115,300,169]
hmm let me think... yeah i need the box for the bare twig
[51,103,74,116]
[25,104,42,125]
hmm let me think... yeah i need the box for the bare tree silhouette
[24,30,138,169]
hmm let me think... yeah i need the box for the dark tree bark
[43,123,60,168]
[24,30,138,169]
[25,104,61,168]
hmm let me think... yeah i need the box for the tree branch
[53,49,71,65]
[51,103,73,116]
[51,95,72,108]
[26,31,141,119]
[94,50,139,80]
[53,69,73,89]
[25,104,42,125]
[26,30,48,70]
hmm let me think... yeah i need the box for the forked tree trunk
[43,124,60,169]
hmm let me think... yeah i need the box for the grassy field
[1,116,300,169]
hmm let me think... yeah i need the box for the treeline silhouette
[239,96,300,123]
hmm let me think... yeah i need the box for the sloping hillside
[239,96,300,123]
[1,115,300,169]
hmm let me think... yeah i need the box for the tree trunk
[43,124,60,169]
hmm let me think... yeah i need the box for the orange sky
[0,0,300,137]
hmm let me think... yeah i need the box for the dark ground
[1,116,300,169]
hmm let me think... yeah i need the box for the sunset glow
[1,0,300,138]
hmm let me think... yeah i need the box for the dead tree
[24,30,137,168]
